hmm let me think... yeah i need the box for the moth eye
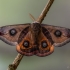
[23,40,29,48]
[9,28,17,36]
[54,30,62,37]
[41,41,48,48]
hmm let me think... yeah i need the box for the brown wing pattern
[36,32,54,57]
[0,23,30,46]
[0,23,70,56]
[17,29,35,56]
[17,31,54,56]
[42,24,70,47]
[16,25,54,56]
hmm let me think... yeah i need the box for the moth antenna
[29,13,36,21]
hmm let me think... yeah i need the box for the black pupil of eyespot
[23,41,29,48]
[41,41,48,48]
[9,29,17,36]
[54,30,62,37]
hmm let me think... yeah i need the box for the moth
[0,21,70,57]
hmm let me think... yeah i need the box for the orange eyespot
[41,41,48,48]
[23,40,29,48]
